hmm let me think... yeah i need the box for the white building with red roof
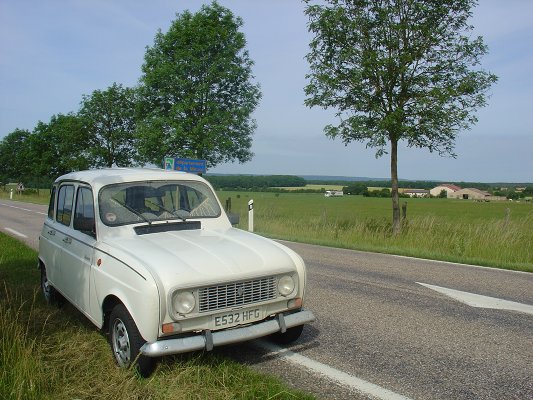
[430,184,462,198]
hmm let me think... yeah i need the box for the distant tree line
[494,186,533,200]
[342,184,412,198]
[205,175,306,190]
[314,179,492,191]
[315,179,533,192]
[0,2,260,188]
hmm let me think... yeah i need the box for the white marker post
[248,199,254,232]
[10,189,13,200]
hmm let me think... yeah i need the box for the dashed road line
[417,282,533,316]
[3,227,28,238]
[255,340,413,400]
[0,202,47,215]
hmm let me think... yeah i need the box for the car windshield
[98,180,221,226]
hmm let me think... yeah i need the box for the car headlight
[173,291,196,314]
[278,275,295,296]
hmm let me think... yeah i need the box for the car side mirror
[227,212,240,226]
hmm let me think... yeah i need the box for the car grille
[198,276,277,313]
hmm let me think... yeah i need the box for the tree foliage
[0,129,32,183]
[138,1,261,167]
[304,0,497,233]
[0,114,89,186]
[206,175,306,190]
[342,183,367,195]
[30,114,90,178]
[79,83,138,168]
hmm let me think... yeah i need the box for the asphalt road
[1,199,532,400]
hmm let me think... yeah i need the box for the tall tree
[0,129,32,183]
[30,114,90,179]
[304,0,497,233]
[138,1,261,168]
[78,83,138,168]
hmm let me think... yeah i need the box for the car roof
[54,168,204,189]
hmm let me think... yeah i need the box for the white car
[38,168,314,376]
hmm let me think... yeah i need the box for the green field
[219,191,533,272]
[0,233,313,400]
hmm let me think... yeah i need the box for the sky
[1,0,532,183]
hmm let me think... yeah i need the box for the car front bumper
[140,310,315,357]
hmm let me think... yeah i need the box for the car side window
[56,185,75,227]
[47,186,56,219]
[73,187,96,238]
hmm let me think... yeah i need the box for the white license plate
[213,308,263,329]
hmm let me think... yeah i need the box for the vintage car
[38,168,314,376]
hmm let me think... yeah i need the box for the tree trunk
[390,138,401,235]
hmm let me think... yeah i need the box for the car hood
[101,227,298,292]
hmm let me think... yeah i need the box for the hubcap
[112,318,131,367]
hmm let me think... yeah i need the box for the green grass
[219,192,533,272]
[0,233,314,400]
[0,189,50,205]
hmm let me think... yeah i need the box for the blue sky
[1,0,532,182]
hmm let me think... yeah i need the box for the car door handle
[47,230,56,236]
[62,237,72,244]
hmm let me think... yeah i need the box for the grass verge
[0,233,314,400]
[0,190,50,205]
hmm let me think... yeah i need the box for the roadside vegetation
[0,189,50,205]
[221,192,533,273]
[0,233,314,400]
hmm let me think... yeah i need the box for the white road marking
[0,202,47,215]
[417,282,533,316]
[255,341,413,400]
[3,227,28,238]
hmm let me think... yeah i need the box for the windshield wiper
[145,199,188,222]
[111,198,152,225]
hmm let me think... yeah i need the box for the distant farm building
[403,189,430,198]
[430,184,461,198]
[453,188,491,201]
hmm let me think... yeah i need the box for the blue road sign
[163,157,206,174]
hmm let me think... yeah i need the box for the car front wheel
[109,304,155,377]
[269,324,304,345]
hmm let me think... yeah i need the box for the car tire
[109,304,155,377]
[269,324,304,345]
[40,264,62,306]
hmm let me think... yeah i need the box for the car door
[49,183,77,291]
[39,186,63,286]
[58,185,96,313]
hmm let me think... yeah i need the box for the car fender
[92,248,161,342]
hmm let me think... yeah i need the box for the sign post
[248,199,254,232]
